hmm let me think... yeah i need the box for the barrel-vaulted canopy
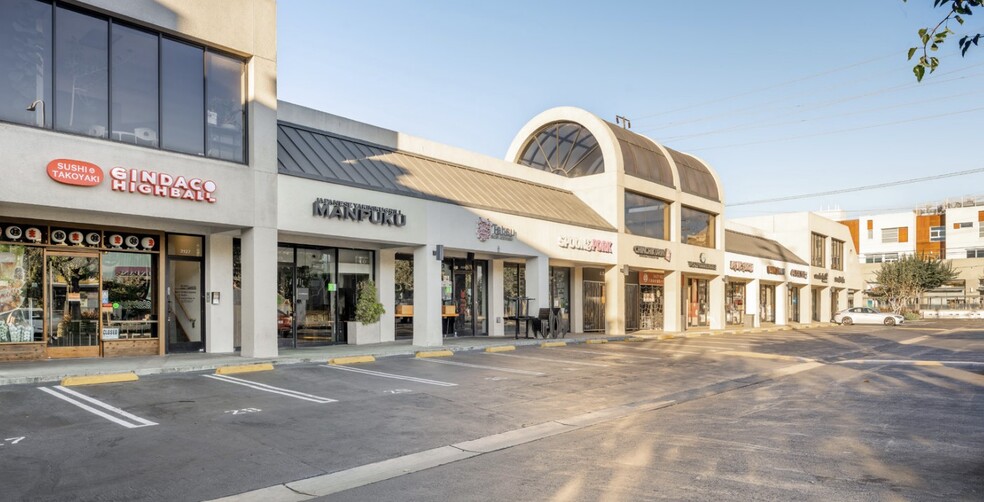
[508,107,723,204]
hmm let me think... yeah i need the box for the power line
[727,167,984,207]
[685,102,984,152]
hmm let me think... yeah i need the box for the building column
[572,266,584,334]
[709,275,725,330]
[802,287,813,324]
[604,265,625,335]
[747,279,761,328]
[241,226,278,358]
[413,244,443,347]
[205,233,235,353]
[663,270,682,332]
[525,256,549,315]
[820,286,832,322]
[775,282,788,326]
[490,259,505,337]
[377,249,396,343]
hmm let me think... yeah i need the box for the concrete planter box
[347,321,381,345]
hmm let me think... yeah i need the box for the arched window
[517,122,604,177]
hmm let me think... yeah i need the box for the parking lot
[1,320,982,501]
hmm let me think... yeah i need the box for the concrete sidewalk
[0,323,837,386]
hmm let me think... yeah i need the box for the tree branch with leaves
[906,0,982,81]
[874,255,957,313]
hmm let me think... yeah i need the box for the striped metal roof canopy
[277,122,614,231]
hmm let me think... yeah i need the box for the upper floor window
[864,253,899,263]
[968,248,984,259]
[0,0,246,163]
[954,222,972,229]
[681,206,714,248]
[811,233,826,267]
[517,122,604,177]
[880,226,909,243]
[624,191,668,240]
[831,239,844,271]
[929,226,945,242]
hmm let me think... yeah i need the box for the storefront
[759,283,777,324]
[582,267,607,332]
[0,219,164,360]
[725,280,746,326]
[685,276,711,328]
[787,285,801,323]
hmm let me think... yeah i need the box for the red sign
[640,270,664,286]
[47,159,104,187]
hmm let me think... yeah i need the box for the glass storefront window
[760,284,776,323]
[162,38,205,156]
[686,277,709,328]
[583,267,606,332]
[681,206,715,248]
[206,51,245,162]
[296,248,334,346]
[504,263,526,335]
[276,246,295,347]
[624,192,668,240]
[549,267,571,312]
[0,0,52,127]
[0,245,44,343]
[102,252,156,338]
[726,281,745,326]
[788,286,800,323]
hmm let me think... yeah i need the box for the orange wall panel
[840,219,860,254]
[916,214,944,258]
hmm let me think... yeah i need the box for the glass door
[296,248,334,346]
[167,260,203,352]
[46,252,101,358]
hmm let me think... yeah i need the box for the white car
[833,307,904,326]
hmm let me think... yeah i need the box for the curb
[586,339,608,344]
[61,372,139,387]
[540,341,567,348]
[328,355,376,365]
[215,363,274,375]
[416,350,454,358]
[485,346,516,353]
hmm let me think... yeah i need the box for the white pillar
[709,275,725,329]
[775,282,788,326]
[664,270,681,332]
[241,226,278,358]
[205,233,234,353]
[820,286,831,322]
[413,245,443,347]
[490,259,505,336]
[378,249,396,343]
[801,286,812,324]
[747,279,761,328]
[604,266,625,335]
[571,267,584,334]
[525,256,549,316]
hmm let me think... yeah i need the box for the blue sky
[277,1,983,219]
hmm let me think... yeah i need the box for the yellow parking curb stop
[61,372,139,387]
[416,350,454,358]
[215,363,274,375]
[328,355,376,365]
[541,341,567,348]
[485,345,516,353]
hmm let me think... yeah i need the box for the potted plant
[348,280,385,345]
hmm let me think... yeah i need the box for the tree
[906,0,983,81]
[354,280,385,325]
[874,255,957,313]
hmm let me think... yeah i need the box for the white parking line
[39,386,157,429]
[485,352,610,367]
[415,358,547,376]
[321,365,457,386]
[563,347,665,361]
[899,335,929,345]
[203,374,337,403]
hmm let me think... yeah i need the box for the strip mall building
[0,0,862,362]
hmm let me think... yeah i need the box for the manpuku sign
[560,236,613,254]
[729,260,754,273]
[633,245,671,262]
[688,253,717,271]
[766,265,786,276]
[313,198,407,227]
[790,269,808,279]
[477,217,515,242]
[110,168,217,203]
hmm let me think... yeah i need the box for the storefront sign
[109,168,216,203]
[313,198,407,227]
[477,218,515,242]
[559,236,613,254]
[640,270,664,286]
[834,276,845,284]
[814,272,828,283]
[46,159,104,187]
[790,269,807,279]
[766,266,785,276]
[688,253,717,271]
[633,245,671,262]
[729,261,754,273]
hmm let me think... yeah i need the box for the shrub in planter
[355,280,385,325]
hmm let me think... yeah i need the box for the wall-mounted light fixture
[26,99,44,127]
[433,244,444,261]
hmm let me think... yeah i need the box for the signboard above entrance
[640,270,664,286]
[313,198,407,227]
[633,245,671,262]
[559,236,613,254]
